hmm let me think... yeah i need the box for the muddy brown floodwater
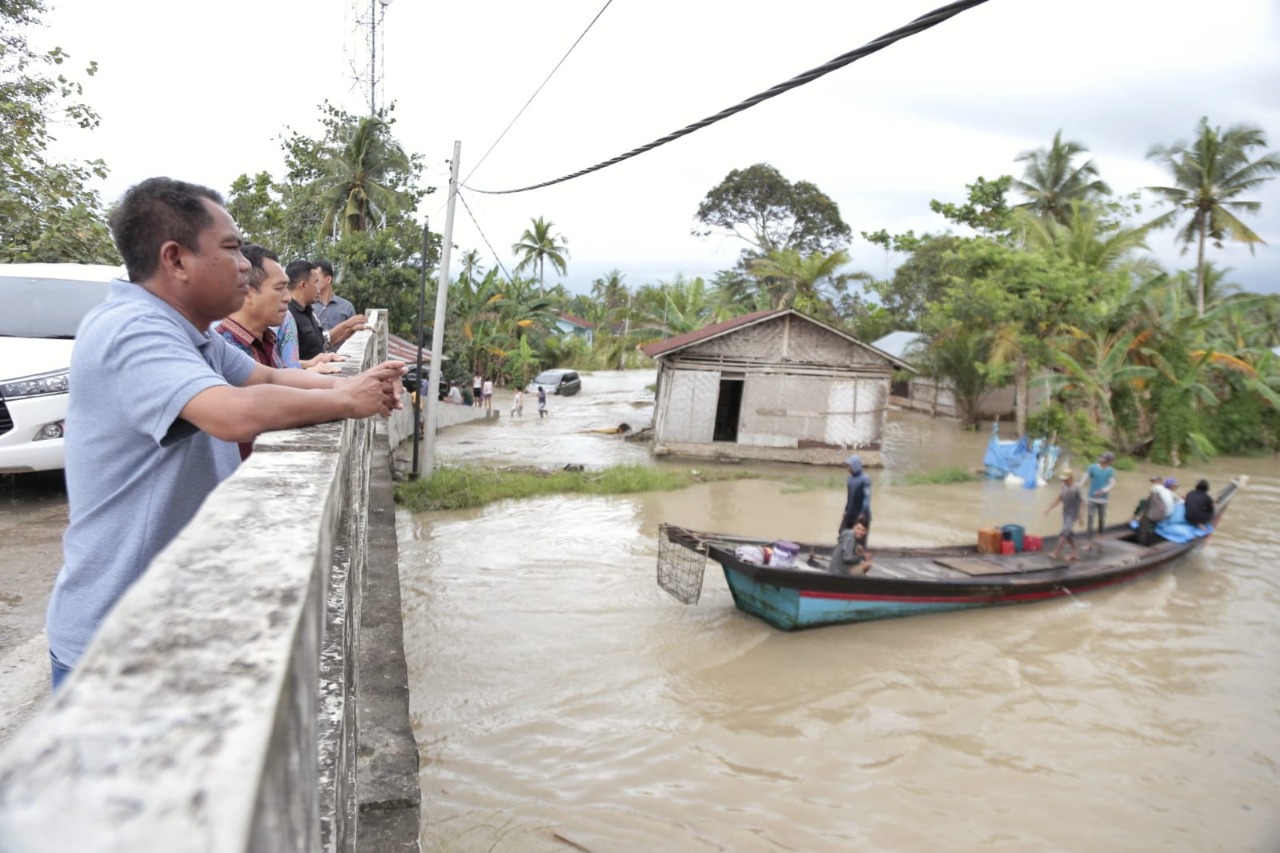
[400,370,1280,851]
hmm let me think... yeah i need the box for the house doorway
[713,378,744,442]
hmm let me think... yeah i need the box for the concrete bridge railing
[0,311,416,852]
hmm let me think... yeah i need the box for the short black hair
[314,259,334,278]
[108,177,224,283]
[241,244,279,290]
[285,259,314,290]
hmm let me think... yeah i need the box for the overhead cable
[462,0,616,188]
[456,189,517,284]
[467,0,989,196]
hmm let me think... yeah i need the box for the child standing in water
[1044,468,1084,561]
[537,385,547,418]
[511,388,524,417]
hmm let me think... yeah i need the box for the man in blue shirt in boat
[1083,451,1117,552]
[839,454,873,548]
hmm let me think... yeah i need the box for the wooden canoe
[657,478,1244,631]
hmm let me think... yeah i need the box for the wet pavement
[0,473,67,744]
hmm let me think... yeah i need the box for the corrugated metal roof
[557,312,594,329]
[639,308,778,358]
[388,333,443,364]
[640,308,916,371]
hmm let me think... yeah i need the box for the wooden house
[640,309,913,466]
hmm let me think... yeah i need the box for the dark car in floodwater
[527,369,581,397]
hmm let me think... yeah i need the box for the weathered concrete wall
[387,396,491,452]
[0,312,419,852]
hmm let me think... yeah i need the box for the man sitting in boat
[1184,479,1215,529]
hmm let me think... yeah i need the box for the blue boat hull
[722,565,998,629]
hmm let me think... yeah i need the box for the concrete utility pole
[422,141,460,479]
[411,218,428,478]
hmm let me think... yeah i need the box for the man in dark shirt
[286,259,326,361]
[288,259,370,360]
[1184,479,1215,528]
[839,454,873,548]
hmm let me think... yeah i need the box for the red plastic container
[1000,540,1015,555]
[1024,535,1043,552]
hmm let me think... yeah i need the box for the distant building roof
[556,312,594,329]
[871,331,928,363]
[388,333,443,364]
[640,308,915,371]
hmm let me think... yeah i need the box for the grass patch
[395,464,759,512]
[900,466,981,486]
[1112,455,1138,471]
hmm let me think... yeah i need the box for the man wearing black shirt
[286,260,326,361]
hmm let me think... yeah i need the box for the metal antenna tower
[346,0,393,116]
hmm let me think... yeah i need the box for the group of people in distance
[440,378,548,419]
[1045,451,1216,560]
[44,177,405,690]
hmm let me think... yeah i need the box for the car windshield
[532,371,565,385]
[0,277,111,338]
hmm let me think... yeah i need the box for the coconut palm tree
[1013,130,1111,223]
[313,116,414,237]
[1146,117,1280,318]
[746,248,854,317]
[512,216,569,295]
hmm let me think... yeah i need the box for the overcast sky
[36,0,1280,296]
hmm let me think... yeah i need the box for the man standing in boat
[839,454,873,549]
[1083,451,1116,553]
[1044,468,1084,561]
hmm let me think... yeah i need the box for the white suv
[0,263,122,474]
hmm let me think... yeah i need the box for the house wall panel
[657,369,719,444]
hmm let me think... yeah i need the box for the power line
[456,188,517,284]
[461,0,616,188]
[467,0,989,196]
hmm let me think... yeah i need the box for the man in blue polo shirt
[46,177,405,688]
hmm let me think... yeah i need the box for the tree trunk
[1196,215,1207,319]
[1015,360,1029,436]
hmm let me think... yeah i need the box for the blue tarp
[983,428,1059,489]
[1128,501,1214,544]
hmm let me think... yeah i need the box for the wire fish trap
[657,524,709,605]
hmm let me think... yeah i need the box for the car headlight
[0,370,70,400]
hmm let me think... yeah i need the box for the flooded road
[401,370,1280,851]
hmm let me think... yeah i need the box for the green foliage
[394,464,758,512]
[511,216,569,294]
[1146,117,1280,317]
[929,175,1013,235]
[1025,403,1107,462]
[1012,130,1111,223]
[900,467,980,486]
[224,103,435,341]
[867,234,963,330]
[0,0,117,262]
[912,328,994,429]
[1203,381,1278,455]
[694,163,851,265]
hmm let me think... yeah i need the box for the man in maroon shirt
[215,244,291,458]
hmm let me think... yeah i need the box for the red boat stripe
[799,571,1144,603]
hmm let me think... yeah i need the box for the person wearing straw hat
[1044,468,1084,561]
